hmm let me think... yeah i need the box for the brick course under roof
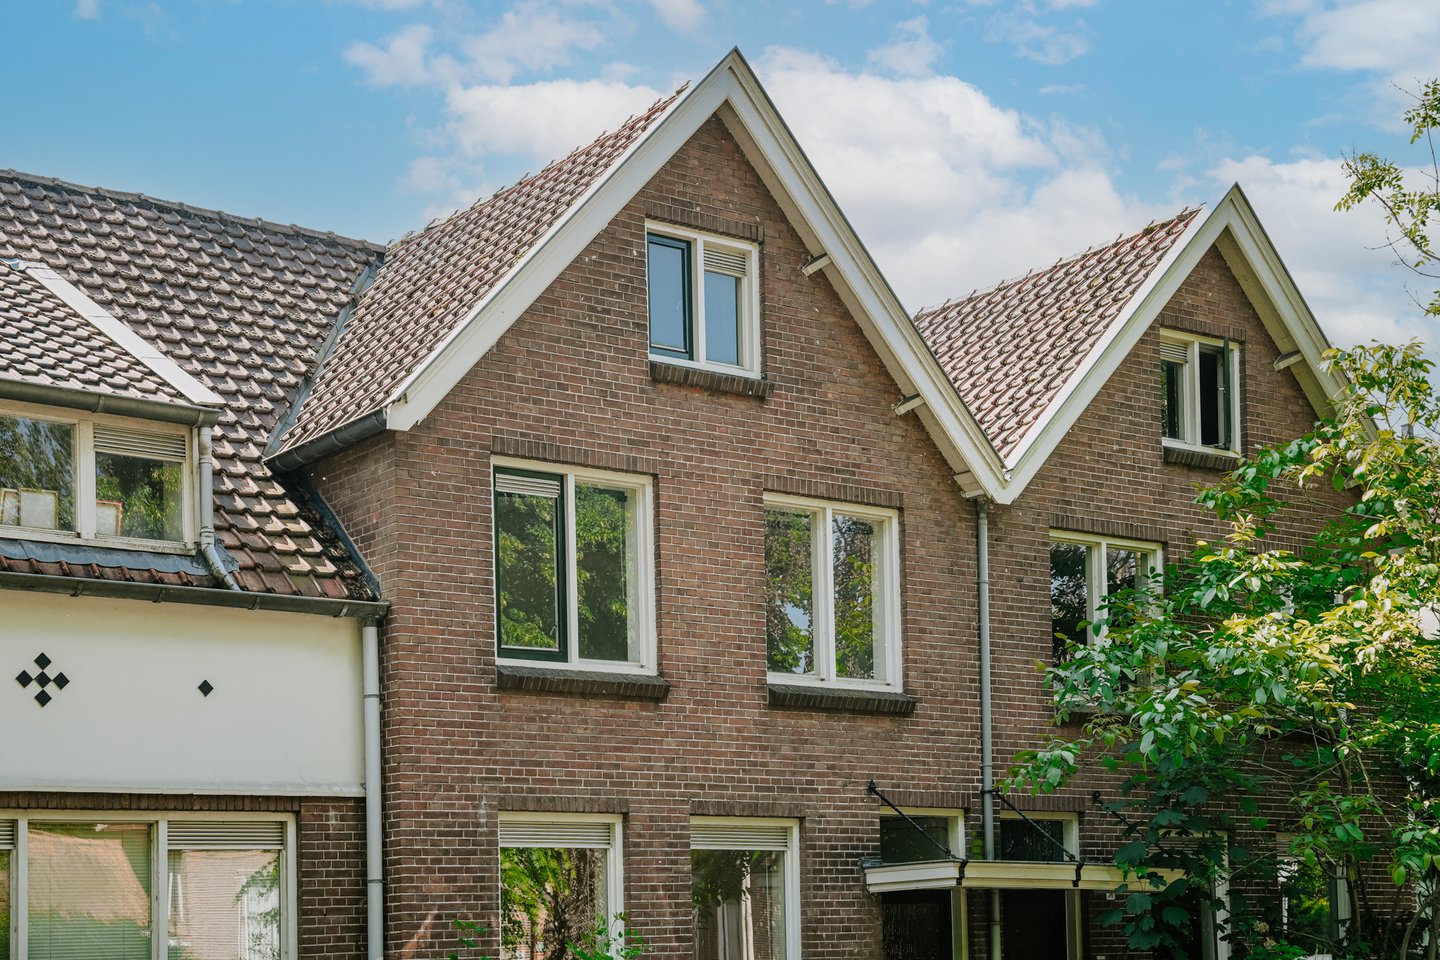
[912,207,1200,459]
[0,171,385,599]
[0,258,186,404]
[273,88,685,457]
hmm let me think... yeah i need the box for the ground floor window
[0,814,289,960]
[690,818,799,960]
[497,814,623,960]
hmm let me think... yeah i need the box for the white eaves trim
[15,260,224,408]
[991,183,1347,502]
[376,49,1008,501]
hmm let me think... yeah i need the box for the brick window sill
[1162,444,1241,472]
[767,682,917,716]
[649,360,773,399]
[497,663,670,701]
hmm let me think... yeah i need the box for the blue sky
[7,0,1440,348]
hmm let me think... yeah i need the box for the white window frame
[994,811,1082,960]
[497,812,624,947]
[1160,329,1241,457]
[0,398,198,552]
[0,810,296,960]
[1050,530,1163,646]
[690,817,801,960]
[764,493,903,692]
[492,457,657,675]
[878,808,967,960]
[644,221,762,377]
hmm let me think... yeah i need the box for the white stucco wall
[0,590,364,795]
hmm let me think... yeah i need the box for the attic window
[646,223,759,376]
[1160,330,1239,454]
[0,403,193,547]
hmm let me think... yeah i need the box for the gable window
[498,813,623,959]
[0,404,192,547]
[1,814,292,960]
[1161,330,1239,453]
[646,224,759,375]
[691,818,799,960]
[492,460,655,672]
[1050,531,1161,659]
[764,494,901,691]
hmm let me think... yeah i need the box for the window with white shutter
[646,223,760,375]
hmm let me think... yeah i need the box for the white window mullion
[285,819,299,960]
[1187,341,1202,446]
[153,820,168,960]
[76,419,95,539]
[816,506,835,682]
[14,817,27,960]
[1088,542,1104,639]
[565,474,580,666]
[693,237,708,366]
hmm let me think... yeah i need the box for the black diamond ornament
[16,671,33,688]
[53,673,69,690]
[198,680,214,698]
[34,689,51,707]
[34,652,50,670]
[35,672,51,688]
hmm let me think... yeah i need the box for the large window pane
[703,271,741,367]
[879,817,950,864]
[168,849,280,960]
[765,509,815,676]
[496,475,564,656]
[501,847,607,960]
[1161,360,1184,440]
[832,514,877,680]
[0,415,74,532]
[647,235,691,359]
[28,822,152,960]
[575,483,639,663]
[1050,541,1090,658]
[1198,347,1224,447]
[692,849,787,960]
[999,819,1067,863]
[96,452,183,540]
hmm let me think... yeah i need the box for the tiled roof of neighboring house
[273,88,685,457]
[0,257,186,404]
[913,207,1201,459]
[0,170,385,598]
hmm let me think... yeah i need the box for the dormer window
[646,223,760,376]
[0,404,193,547]
[1160,330,1239,454]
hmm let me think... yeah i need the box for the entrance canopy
[863,859,1182,894]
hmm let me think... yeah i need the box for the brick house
[0,49,1353,960]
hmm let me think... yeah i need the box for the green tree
[1007,341,1440,958]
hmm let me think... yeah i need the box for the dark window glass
[0,414,75,532]
[1277,856,1337,954]
[1104,547,1145,632]
[1198,347,1224,447]
[647,235,691,359]
[765,509,816,676]
[495,472,565,658]
[500,846,607,959]
[1050,541,1090,659]
[95,452,183,540]
[832,514,876,680]
[1161,360,1184,440]
[703,270,741,366]
[999,819,1067,862]
[879,816,951,864]
[575,483,638,663]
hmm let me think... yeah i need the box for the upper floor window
[764,494,901,691]
[1050,531,1160,659]
[0,404,191,547]
[1161,330,1239,454]
[492,460,656,673]
[646,224,760,376]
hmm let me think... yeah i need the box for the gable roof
[914,184,1347,500]
[914,208,1200,459]
[0,170,384,598]
[266,49,1007,502]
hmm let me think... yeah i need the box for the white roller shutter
[498,817,614,849]
[167,820,285,850]
[0,819,13,849]
[690,819,793,851]
[93,425,187,461]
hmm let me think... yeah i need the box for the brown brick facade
[305,114,1345,958]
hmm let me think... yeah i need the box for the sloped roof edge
[271,49,1007,497]
[993,183,1346,501]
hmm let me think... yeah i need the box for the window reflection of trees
[500,847,606,960]
[692,849,787,960]
[0,415,75,530]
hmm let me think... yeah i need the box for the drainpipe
[197,428,241,590]
[363,618,385,960]
[976,498,1001,960]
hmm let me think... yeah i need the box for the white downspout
[197,427,241,590]
[976,498,1001,960]
[363,618,385,960]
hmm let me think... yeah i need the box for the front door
[1000,889,1069,960]
[882,889,953,960]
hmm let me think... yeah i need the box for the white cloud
[445,77,663,160]
[461,1,611,84]
[756,47,1164,309]
[74,0,100,19]
[1206,154,1435,349]
[346,24,440,87]
[648,0,704,32]
[985,4,1091,65]
[866,16,944,78]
